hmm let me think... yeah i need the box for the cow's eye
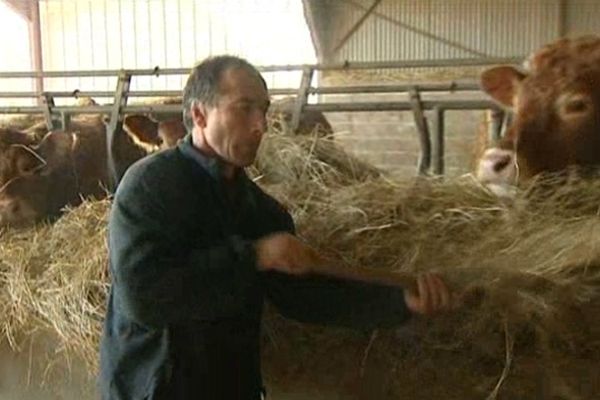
[565,99,589,113]
[558,93,593,118]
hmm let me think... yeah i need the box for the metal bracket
[290,67,314,134]
[106,72,132,192]
[489,109,505,142]
[41,93,58,130]
[409,87,432,175]
[60,112,71,130]
[431,107,445,175]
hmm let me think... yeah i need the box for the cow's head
[0,128,39,186]
[477,36,600,193]
[119,114,186,152]
[0,132,78,227]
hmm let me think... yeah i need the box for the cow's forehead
[527,36,600,73]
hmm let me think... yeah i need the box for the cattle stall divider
[0,58,519,182]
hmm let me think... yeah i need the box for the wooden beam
[2,0,31,21]
[332,0,383,54]
[28,0,44,101]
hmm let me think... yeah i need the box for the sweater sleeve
[257,193,412,330]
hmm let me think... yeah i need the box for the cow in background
[0,116,146,227]
[268,97,333,135]
[476,35,600,196]
[121,114,187,152]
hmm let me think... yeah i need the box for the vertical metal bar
[489,109,505,142]
[162,0,168,69]
[147,0,152,89]
[106,72,131,192]
[290,67,314,134]
[42,93,56,130]
[501,112,513,138]
[132,0,138,69]
[29,0,44,104]
[409,87,431,175]
[161,0,171,89]
[74,0,82,89]
[60,0,67,89]
[177,0,182,67]
[89,0,95,88]
[431,106,445,175]
[118,0,124,67]
[60,112,71,130]
[207,2,213,54]
[192,0,197,59]
[103,0,109,89]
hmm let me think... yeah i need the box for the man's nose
[252,111,267,135]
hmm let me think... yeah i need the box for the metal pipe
[0,99,500,115]
[0,81,483,99]
[431,107,445,175]
[28,0,44,103]
[0,57,523,79]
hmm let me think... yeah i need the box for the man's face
[200,68,270,167]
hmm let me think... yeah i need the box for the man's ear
[190,102,208,129]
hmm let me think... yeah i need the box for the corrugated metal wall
[0,1,33,99]
[320,0,598,63]
[566,0,600,36]
[38,0,316,94]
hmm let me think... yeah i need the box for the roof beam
[332,0,383,54]
[302,0,326,62]
[2,0,32,21]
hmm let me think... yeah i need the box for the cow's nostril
[493,155,512,172]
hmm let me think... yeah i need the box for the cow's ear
[480,66,527,108]
[7,144,46,176]
[123,115,160,147]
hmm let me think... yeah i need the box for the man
[99,55,454,399]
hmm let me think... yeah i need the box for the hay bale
[1,134,600,398]
[251,128,381,186]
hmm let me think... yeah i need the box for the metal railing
[0,58,517,178]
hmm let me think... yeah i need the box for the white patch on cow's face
[476,148,518,195]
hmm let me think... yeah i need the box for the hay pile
[2,131,600,399]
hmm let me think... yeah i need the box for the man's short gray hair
[182,55,267,132]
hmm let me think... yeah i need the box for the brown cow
[476,35,600,196]
[0,117,147,227]
[0,128,39,187]
[122,114,186,151]
[269,97,333,135]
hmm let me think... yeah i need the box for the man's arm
[256,193,453,329]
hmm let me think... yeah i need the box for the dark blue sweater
[99,135,411,400]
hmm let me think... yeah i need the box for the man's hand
[403,273,456,316]
[254,232,324,275]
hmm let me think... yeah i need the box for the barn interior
[1,1,600,399]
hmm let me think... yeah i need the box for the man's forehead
[220,68,266,92]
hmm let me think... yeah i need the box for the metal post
[409,87,431,175]
[106,72,131,192]
[60,112,71,130]
[41,93,57,130]
[290,66,314,134]
[431,107,445,175]
[501,112,513,138]
[489,109,504,142]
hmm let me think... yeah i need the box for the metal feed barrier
[0,58,519,181]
